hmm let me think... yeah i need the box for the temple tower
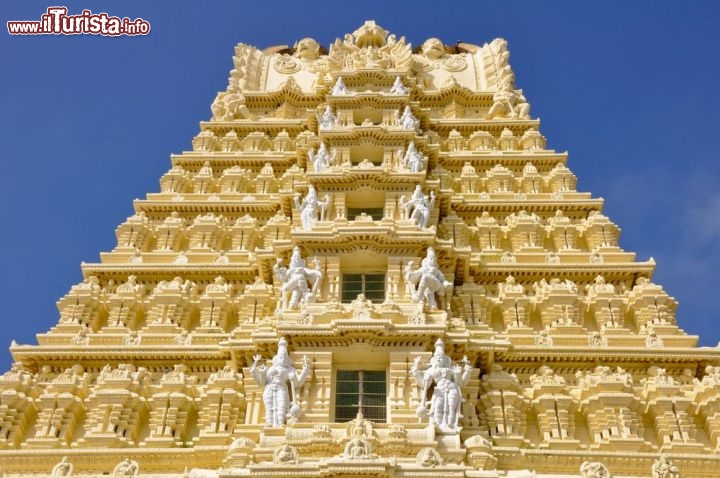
[1,21,717,478]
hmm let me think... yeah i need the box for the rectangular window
[342,273,385,303]
[347,207,384,221]
[335,370,386,422]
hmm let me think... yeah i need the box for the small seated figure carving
[113,458,139,476]
[308,142,337,173]
[273,444,300,464]
[317,105,338,130]
[330,76,351,96]
[51,457,73,477]
[401,141,425,173]
[389,76,409,95]
[484,75,530,120]
[651,455,680,478]
[397,106,420,131]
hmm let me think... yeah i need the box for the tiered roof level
[1,21,719,478]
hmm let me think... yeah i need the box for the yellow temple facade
[2,21,718,478]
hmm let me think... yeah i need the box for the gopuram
[1,21,718,478]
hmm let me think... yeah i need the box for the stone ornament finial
[250,338,312,427]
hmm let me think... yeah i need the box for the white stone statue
[273,246,323,311]
[405,247,452,309]
[652,455,680,478]
[250,337,311,427]
[51,457,73,476]
[317,105,338,130]
[411,339,472,433]
[484,74,530,120]
[400,185,435,228]
[389,76,409,95]
[401,141,425,173]
[397,105,420,131]
[308,142,337,172]
[330,76,351,95]
[294,185,331,229]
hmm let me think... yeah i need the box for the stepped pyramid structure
[2,21,719,478]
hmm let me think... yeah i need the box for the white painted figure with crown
[308,142,337,173]
[404,247,452,309]
[294,185,331,229]
[250,337,312,427]
[411,339,472,433]
[400,185,435,229]
[273,246,323,311]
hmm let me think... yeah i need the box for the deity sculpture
[250,337,312,427]
[580,461,612,478]
[293,38,321,61]
[651,455,680,478]
[484,74,530,120]
[400,185,435,228]
[113,458,139,476]
[389,76,409,95]
[308,142,337,172]
[294,185,331,229]
[397,106,420,131]
[317,105,338,131]
[273,247,323,311]
[401,141,425,173]
[330,76,351,95]
[411,339,472,433]
[404,247,452,309]
[211,85,255,121]
[51,457,73,477]
[421,38,446,60]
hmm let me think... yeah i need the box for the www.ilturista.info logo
[7,7,150,36]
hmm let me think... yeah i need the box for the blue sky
[1,1,719,370]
